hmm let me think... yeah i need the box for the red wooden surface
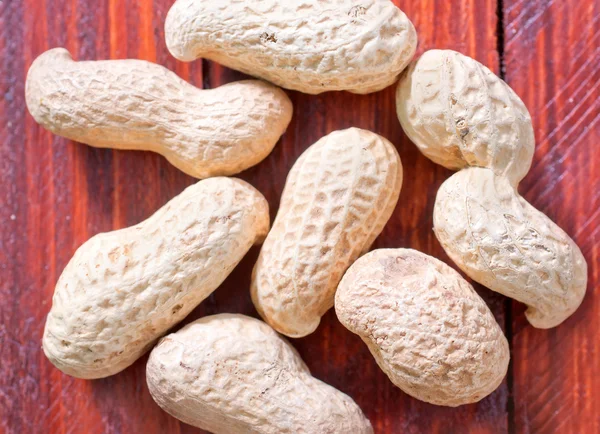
[503,1,600,433]
[0,0,597,433]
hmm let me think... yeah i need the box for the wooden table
[1,1,598,433]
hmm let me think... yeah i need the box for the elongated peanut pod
[335,249,509,406]
[251,128,402,338]
[146,314,373,434]
[396,49,534,185]
[43,178,270,378]
[434,168,587,328]
[396,50,588,327]
[165,0,417,94]
[26,48,293,179]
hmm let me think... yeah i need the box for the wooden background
[0,0,598,433]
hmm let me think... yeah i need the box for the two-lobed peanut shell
[43,178,269,378]
[251,128,402,338]
[396,49,588,327]
[26,48,293,179]
[146,314,373,434]
[165,0,417,94]
[335,248,510,406]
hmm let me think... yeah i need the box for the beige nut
[251,128,402,338]
[146,314,373,434]
[335,248,509,407]
[396,50,588,327]
[165,0,417,94]
[43,178,270,379]
[396,49,534,185]
[26,48,292,179]
[434,167,588,328]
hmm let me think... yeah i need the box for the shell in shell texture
[434,167,587,328]
[396,49,534,185]
[165,0,417,94]
[251,128,402,338]
[26,48,292,179]
[146,314,373,434]
[335,248,510,406]
[43,178,270,378]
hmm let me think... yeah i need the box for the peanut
[43,178,269,379]
[396,49,588,328]
[26,48,292,179]
[146,314,373,434]
[396,49,534,186]
[251,128,402,338]
[335,248,510,406]
[434,167,588,328]
[165,0,417,94]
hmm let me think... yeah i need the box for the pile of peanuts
[26,1,588,432]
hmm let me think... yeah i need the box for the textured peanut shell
[165,0,417,94]
[434,168,587,328]
[146,314,373,434]
[251,128,402,338]
[397,49,588,327]
[396,49,535,185]
[26,48,292,179]
[335,248,509,406]
[43,178,270,379]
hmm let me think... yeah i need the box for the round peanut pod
[335,248,510,406]
[165,0,417,94]
[434,167,588,328]
[396,49,588,327]
[26,48,293,179]
[146,314,373,434]
[251,128,403,338]
[43,178,269,379]
[396,49,534,186]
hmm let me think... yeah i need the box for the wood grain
[0,0,597,433]
[503,1,600,433]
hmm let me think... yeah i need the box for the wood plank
[1,0,201,433]
[503,0,600,433]
[0,0,510,433]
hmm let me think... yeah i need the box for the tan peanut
[434,167,588,328]
[43,178,269,379]
[26,48,292,179]
[146,314,373,434]
[165,0,417,94]
[335,248,510,406]
[396,49,588,328]
[396,49,535,186]
[251,128,402,338]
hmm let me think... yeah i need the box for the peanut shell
[335,248,510,406]
[165,0,417,94]
[147,314,373,434]
[26,48,292,179]
[251,128,402,337]
[43,178,269,378]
